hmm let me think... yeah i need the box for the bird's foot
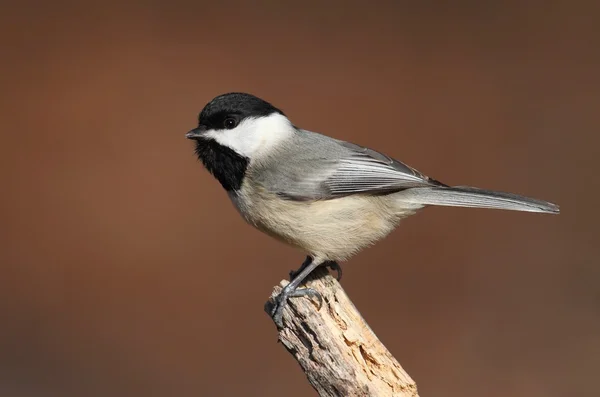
[271,285,323,328]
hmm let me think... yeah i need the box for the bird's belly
[230,185,415,261]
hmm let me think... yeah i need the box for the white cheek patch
[204,120,260,158]
[204,113,293,160]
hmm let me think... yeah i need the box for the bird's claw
[271,286,323,328]
[327,261,343,281]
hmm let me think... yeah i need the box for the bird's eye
[224,117,238,129]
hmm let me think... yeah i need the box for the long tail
[398,186,559,214]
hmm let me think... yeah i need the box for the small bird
[186,92,559,328]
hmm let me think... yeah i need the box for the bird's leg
[273,257,324,328]
[288,256,312,281]
[289,257,342,282]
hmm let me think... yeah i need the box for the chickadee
[186,92,559,328]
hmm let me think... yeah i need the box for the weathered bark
[265,267,419,397]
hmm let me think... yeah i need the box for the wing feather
[265,132,445,201]
[320,141,445,197]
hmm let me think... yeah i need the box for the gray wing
[322,141,446,197]
[262,131,446,201]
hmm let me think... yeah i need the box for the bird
[186,92,559,328]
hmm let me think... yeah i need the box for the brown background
[1,1,598,396]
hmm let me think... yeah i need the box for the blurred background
[1,1,598,396]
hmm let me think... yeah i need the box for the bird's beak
[185,125,208,140]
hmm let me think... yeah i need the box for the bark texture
[265,267,419,397]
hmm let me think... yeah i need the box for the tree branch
[265,267,419,397]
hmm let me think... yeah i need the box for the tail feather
[398,186,560,214]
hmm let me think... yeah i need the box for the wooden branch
[264,267,419,397]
